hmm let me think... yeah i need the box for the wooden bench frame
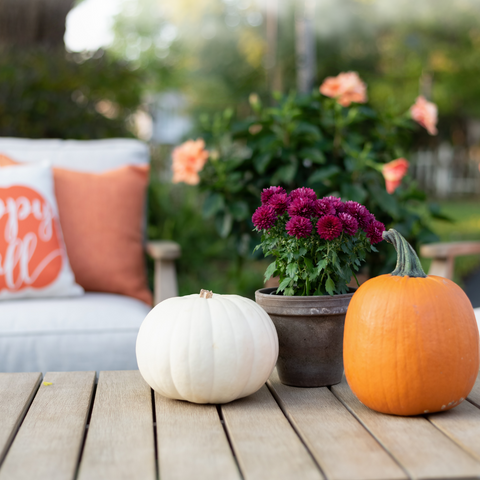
[146,240,181,305]
[420,241,480,279]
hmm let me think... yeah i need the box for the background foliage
[0,48,144,139]
[2,0,480,297]
[197,90,446,277]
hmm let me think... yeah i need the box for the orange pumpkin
[344,229,479,416]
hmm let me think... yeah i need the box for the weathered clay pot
[255,287,353,387]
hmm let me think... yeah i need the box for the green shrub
[197,90,447,276]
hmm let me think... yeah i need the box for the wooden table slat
[0,373,41,464]
[428,400,480,462]
[331,378,480,480]
[222,384,324,480]
[156,392,241,480]
[467,371,480,408]
[77,370,156,480]
[0,371,95,480]
[268,371,407,480]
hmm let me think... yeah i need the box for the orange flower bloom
[319,72,367,107]
[171,139,209,185]
[410,96,438,135]
[382,158,409,194]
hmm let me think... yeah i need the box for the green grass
[420,200,480,284]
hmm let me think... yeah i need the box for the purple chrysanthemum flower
[267,193,288,214]
[365,220,385,244]
[344,201,374,230]
[314,198,336,217]
[316,214,343,240]
[324,195,345,214]
[344,200,361,216]
[261,186,286,205]
[289,187,317,203]
[287,197,315,218]
[286,216,312,238]
[252,205,277,230]
[338,213,359,236]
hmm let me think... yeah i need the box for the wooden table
[1,370,480,480]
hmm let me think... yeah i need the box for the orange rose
[382,158,409,194]
[171,139,209,185]
[410,96,438,135]
[319,72,367,107]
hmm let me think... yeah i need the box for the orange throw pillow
[0,154,152,305]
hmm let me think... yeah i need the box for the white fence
[411,143,480,198]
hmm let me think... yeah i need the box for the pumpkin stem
[199,289,214,299]
[382,229,427,278]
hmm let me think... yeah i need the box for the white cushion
[0,293,151,372]
[0,138,149,173]
[475,308,480,330]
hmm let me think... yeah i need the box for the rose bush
[177,72,447,277]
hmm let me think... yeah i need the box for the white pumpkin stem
[199,289,214,299]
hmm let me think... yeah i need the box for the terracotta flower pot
[255,287,353,387]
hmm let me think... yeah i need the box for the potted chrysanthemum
[254,186,384,387]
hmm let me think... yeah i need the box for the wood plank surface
[77,371,156,480]
[0,371,95,480]
[222,384,323,480]
[0,373,41,465]
[428,400,480,461]
[331,378,480,480]
[467,371,480,408]
[267,371,406,480]
[155,392,240,480]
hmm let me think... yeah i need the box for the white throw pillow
[0,163,83,299]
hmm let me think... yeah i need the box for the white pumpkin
[136,289,279,404]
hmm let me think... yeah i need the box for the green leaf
[340,183,367,203]
[304,257,313,272]
[273,163,297,184]
[368,184,400,219]
[330,251,339,266]
[229,201,249,220]
[428,203,453,222]
[253,153,272,174]
[299,247,307,256]
[294,122,322,140]
[215,212,233,238]
[265,261,277,281]
[286,263,298,277]
[278,277,292,292]
[300,148,325,165]
[325,276,335,296]
[316,259,327,274]
[308,165,341,185]
[203,193,225,218]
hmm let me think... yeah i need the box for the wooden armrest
[420,241,480,280]
[420,242,480,259]
[146,241,181,260]
[146,241,181,305]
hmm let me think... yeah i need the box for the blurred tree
[0,0,150,139]
[0,48,144,139]
[0,0,74,48]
